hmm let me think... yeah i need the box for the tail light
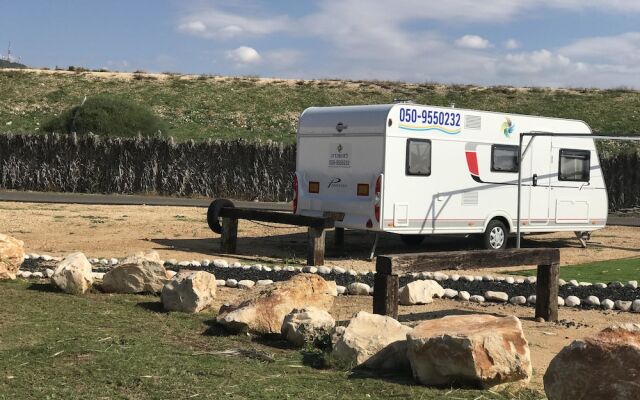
[293,175,299,214]
[374,175,382,223]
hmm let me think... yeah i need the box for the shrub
[42,95,168,137]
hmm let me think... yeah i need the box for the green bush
[42,95,168,136]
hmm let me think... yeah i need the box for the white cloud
[455,35,491,49]
[504,39,520,49]
[177,5,288,39]
[226,46,262,65]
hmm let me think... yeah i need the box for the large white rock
[509,296,527,305]
[161,270,217,313]
[51,252,94,294]
[399,280,444,305]
[407,314,532,389]
[332,311,412,370]
[238,280,255,290]
[601,299,615,310]
[101,251,168,294]
[458,291,471,301]
[565,296,581,307]
[544,323,640,400]
[281,307,335,347]
[585,296,600,306]
[615,300,632,312]
[0,233,25,280]
[217,274,336,335]
[443,288,458,299]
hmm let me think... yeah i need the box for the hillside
[1,68,640,144]
[0,59,27,69]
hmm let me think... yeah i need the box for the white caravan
[294,103,608,249]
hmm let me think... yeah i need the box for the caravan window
[559,149,590,182]
[491,145,519,173]
[406,139,431,176]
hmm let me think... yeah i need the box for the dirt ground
[1,201,638,273]
[210,286,640,391]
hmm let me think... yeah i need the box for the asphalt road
[0,190,636,226]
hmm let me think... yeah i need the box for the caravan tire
[483,220,508,250]
[400,234,425,246]
[207,199,235,234]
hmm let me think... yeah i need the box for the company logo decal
[328,177,347,188]
[501,117,515,137]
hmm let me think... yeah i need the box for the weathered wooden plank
[535,263,560,322]
[220,217,238,254]
[334,227,345,247]
[376,248,560,275]
[373,273,399,319]
[219,207,334,229]
[307,227,326,266]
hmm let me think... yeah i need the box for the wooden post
[220,217,238,254]
[373,273,399,319]
[535,262,559,322]
[307,227,326,266]
[334,227,344,247]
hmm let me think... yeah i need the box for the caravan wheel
[483,220,508,250]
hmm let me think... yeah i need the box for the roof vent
[465,115,482,130]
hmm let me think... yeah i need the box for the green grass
[511,257,640,282]
[2,69,640,144]
[0,280,543,399]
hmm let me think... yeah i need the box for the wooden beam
[219,207,334,229]
[373,273,398,319]
[220,217,238,254]
[307,227,326,266]
[535,262,559,322]
[376,248,560,275]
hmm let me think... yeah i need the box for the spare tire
[207,199,235,234]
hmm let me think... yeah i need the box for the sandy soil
[208,286,640,390]
[1,201,638,273]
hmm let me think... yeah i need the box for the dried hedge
[0,133,295,201]
[0,133,638,210]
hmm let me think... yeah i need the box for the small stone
[627,281,638,289]
[89,258,99,264]
[495,276,505,282]
[558,279,566,286]
[585,296,600,306]
[569,280,579,287]
[420,271,433,279]
[347,282,371,296]
[317,266,331,274]
[485,291,509,303]
[482,275,494,282]
[462,275,475,282]
[347,269,358,276]
[469,295,485,303]
[238,280,255,289]
[509,296,527,305]
[558,296,565,306]
[262,266,272,272]
[505,277,515,284]
[45,268,54,278]
[601,299,614,310]
[474,276,482,281]
[178,261,190,267]
[609,281,623,288]
[565,296,581,307]
[201,259,211,267]
[579,282,591,287]
[231,262,241,268]
[283,266,295,272]
[110,258,119,265]
[41,255,53,261]
[31,271,44,278]
[215,279,226,286]
[225,279,238,288]
[336,285,346,295]
[633,300,640,313]
[450,274,460,281]
[256,279,274,286]
[273,266,282,272]
[302,266,318,274]
[251,264,263,272]
[515,278,525,284]
[526,276,537,284]
[527,295,537,305]
[615,300,632,312]
[242,265,251,271]
[593,283,607,289]
[443,288,458,299]
[99,259,109,265]
[433,272,448,281]
[458,291,471,301]
[21,271,32,278]
[332,267,346,274]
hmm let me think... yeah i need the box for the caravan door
[523,136,551,225]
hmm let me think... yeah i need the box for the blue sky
[3,0,640,88]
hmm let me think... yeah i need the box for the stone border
[17,254,640,313]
